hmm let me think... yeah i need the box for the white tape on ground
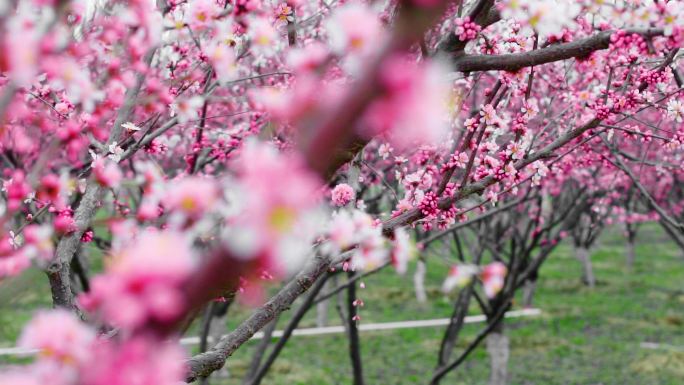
[178,308,542,346]
[0,308,542,356]
[640,342,684,352]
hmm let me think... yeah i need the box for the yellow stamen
[269,206,296,233]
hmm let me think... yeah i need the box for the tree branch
[46,51,153,310]
[246,273,330,385]
[452,28,664,73]
[185,254,332,381]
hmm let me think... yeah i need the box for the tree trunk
[625,238,636,270]
[436,278,476,369]
[575,246,595,288]
[242,317,279,385]
[624,223,637,270]
[247,274,329,385]
[414,259,428,304]
[315,278,330,327]
[347,271,365,385]
[202,300,233,382]
[486,323,509,385]
[522,279,536,308]
[316,296,329,327]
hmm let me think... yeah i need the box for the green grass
[1,223,683,384]
[208,223,684,384]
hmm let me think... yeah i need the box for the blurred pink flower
[185,0,219,30]
[163,176,219,220]
[391,228,413,274]
[78,230,196,329]
[225,141,323,276]
[81,336,186,385]
[204,39,238,83]
[481,262,507,298]
[23,224,54,261]
[363,57,451,151]
[93,159,123,189]
[18,309,95,366]
[4,170,31,211]
[331,183,355,206]
[442,264,478,293]
[326,3,383,55]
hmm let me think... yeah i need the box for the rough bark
[452,28,664,73]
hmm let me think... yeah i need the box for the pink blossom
[0,1,681,382]
[250,75,334,123]
[81,230,94,243]
[442,264,479,293]
[53,214,77,235]
[327,210,357,250]
[531,160,549,185]
[0,251,31,278]
[163,176,218,220]
[666,99,684,122]
[331,183,355,206]
[274,3,295,27]
[186,0,219,30]
[78,230,195,329]
[23,224,54,261]
[326,3,383,55]
[286,43,330,73]
[248,17,279,57]
[171,96,204,124]
[363,57,451,151]
[204,39,238,83]
[5,12,39,85]
[481,262,507,298]
[18,309,96,366]
[391,228,413,274]
[4,171,31,211]
[93,159,123,189]
[326,210,388,271]
[36,174,62,205]
[81,336,186,385]
[454,17,481,41]
[224,142,324,276]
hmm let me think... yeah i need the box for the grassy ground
[1,224,683,384]
[211,224,684,385]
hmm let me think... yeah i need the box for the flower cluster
[331,183,356,207]
[223,141,324,277]
[442,261,507,298]
[5,310,186,385]
[454,17,481,41]
[78,231,196,329]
